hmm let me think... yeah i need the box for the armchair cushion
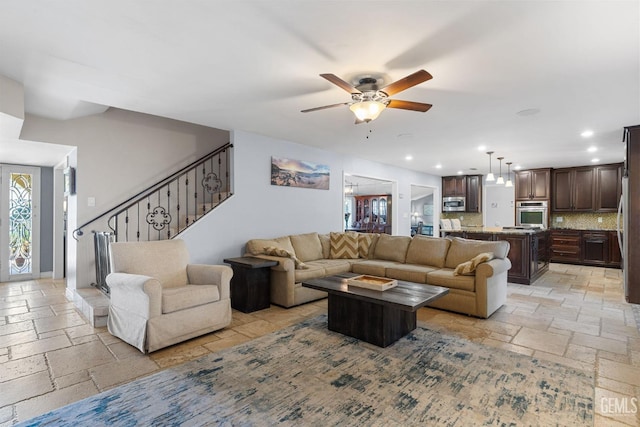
[162,285,220,314]
[109,240,189,288]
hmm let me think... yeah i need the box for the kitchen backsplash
[441,212,483,227]
[441,212,619,230]
[550,212,619,230]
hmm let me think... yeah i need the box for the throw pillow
[454,252,494,276]
[330,232,359,259]
[358,233,374,258]
[263,246,309,270]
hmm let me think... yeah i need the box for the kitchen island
[441,227,549,285]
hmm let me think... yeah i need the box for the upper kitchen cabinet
[594,163,622,212]
[552,167,595,212]
[515,169,551,201]
[442,175,482,212]
[465,175,482,213]
[552,163,622,213]
[442,176,466,197]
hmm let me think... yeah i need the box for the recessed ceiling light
[516,108,540,117]
[514,165,522,170]
[587,146,597,153]
[581,130,594,138]
[435,164,442,169]
[478,145,486,151]
[591,158,600,163]
[457,170,463,175]
[405,155,413,161]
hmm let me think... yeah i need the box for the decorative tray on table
[346,275,398,291]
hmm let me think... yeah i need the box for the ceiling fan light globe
[350,101,386,122]
[486,173,495,182]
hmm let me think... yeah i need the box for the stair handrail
[72,142,232,240]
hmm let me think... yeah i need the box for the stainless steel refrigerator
[621,125,640,303]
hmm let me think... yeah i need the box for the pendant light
[486,151,495,182]
[496,157,505,184]
[505,162,513,187]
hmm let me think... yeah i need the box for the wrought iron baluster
[136,203,140,241]
[125,209,129,242]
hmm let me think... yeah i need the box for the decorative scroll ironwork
[202,172,222,194]
[146,206,172,231]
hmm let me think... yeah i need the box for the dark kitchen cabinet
[594,164,623,212]
[550,229,582,263]
[582,232,609,266]
[466,175,482,213]
[552,167,595,212]
[442,175,482,212]
[609,231,622,267]
[515,169,551,201]
[442,176,466,197]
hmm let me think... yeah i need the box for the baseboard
[39,271,53,278]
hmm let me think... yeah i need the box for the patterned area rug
[20,316,594,426]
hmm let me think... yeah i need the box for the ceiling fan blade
[387,99,433,112]
[301,102,349,113]
[320,74,362,94]
[381,70,433,96]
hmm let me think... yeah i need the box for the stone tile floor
[1,263,639,426]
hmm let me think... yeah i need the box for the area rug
[21,316,593,426]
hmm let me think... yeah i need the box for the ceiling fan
[301,70,433,124]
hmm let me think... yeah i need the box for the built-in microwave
[516,200,548,229]
[443,196,465,212]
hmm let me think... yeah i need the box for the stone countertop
[550,227,618,232]
[442,227,548,235]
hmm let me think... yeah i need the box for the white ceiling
[0,1,638,174]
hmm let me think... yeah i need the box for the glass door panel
[1,165,40,281]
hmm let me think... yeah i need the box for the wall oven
[516,200,548,229]
[443,196,465,212]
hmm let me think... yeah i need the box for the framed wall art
[270,157,330,190]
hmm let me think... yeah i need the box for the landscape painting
[271,157,330,190]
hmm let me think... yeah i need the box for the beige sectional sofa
[244,232,511,318]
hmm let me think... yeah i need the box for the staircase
[73,143,233,325]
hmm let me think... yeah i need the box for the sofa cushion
[426,269,476,292]
[318,233,331,259]
[290,232,324,262]
[162,285,220,314]
[385,264,437,284]
[405,236,451,268]
[305,259,352,276]
[351,259,404,277]
[264,246,308,269]
[246,236,295,256]
[293,263,328,282]
[444,237,509,269]
[330,232,359,259]
[373,234,411,263]
[454,252,494,276]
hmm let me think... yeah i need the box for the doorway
[410,185,436,236]
[344,174,394,233]
[0,165,41,281]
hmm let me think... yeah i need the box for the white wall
[181,130,442,264]
[484,183,515,227]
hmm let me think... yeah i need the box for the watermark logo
[601,397,638,415]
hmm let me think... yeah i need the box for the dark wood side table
[223,256,277,313]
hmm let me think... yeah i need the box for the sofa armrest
[187,264,232,300]
[244,253,295,272]
[475,258,511,278]
[106,272,162,319]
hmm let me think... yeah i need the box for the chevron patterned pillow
[330,232,359,259]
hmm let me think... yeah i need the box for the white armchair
[106,239,232,353]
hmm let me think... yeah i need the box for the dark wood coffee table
[302,272,449,347]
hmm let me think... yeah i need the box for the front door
[0,165,41,282]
